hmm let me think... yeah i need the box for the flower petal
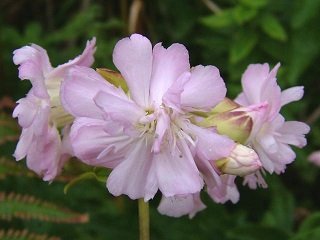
[181,65,226,111]
[113,34,153,107]
[157,193,206,218]
[153,138,203,197]
[281,86,304,107]
[150,43,190,106]
[61,66,115,119]
[13,128,33,160]
[277,121,310,147]
[107,136,153,199]
[94,90,145,127]
[48,38,96,78]
[70,117,130,168]
[13,44,52,98]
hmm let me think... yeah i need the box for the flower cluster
[12,34,309,218]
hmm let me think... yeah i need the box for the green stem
[138,198,150,240]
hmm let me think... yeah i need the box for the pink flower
[309,151,320,166]
[235,63,310,188]
[12,38,96,181]
[61,34,236,216]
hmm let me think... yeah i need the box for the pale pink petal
[61,66,115,119]
[235,92,249,106]
[277,121,310,147]
[184,122,235,160]
[253,143,275,173]
[13,128,33,160]
[243,171,268,189]
[27,127,61,181]
[150,43,190,106]
[47,38,96,78]
[13,44,52,98]
[309,151,320,166]
[162,72,190,111]
[113,34,153,107]
[157,193,206,218]
[152,109,170,153]
[94,90,145,127]
[181,65,226,111]
[13,96,38,128]
[281,86,304,107]
[152,138,203,197]
[207,175,239,204]
[270,143,296,174]
[70,117,130,168]
[107,136,153,199]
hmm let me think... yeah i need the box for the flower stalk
[138,199,150,240]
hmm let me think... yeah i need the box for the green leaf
[260,14,287,41]
[0,192,89,223]
[290,228,320,240]
[229,31,258,64]
[299,212,320,233]
[201,10,235,29]
[239,0,268,9]
[227,225,290,240]
[232,6,257,24]
[64,171,106,194]
[262,178,295,233]
[291,0,320,29]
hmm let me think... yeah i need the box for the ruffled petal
[107,136,153,199]
[48,38,96,79]
[277,121,310,147]
[150,43,190,106]
[207,175,239,204]
[113,34,153,107]
[152,138,203,197]
[13,128,33,160]
[70,117,130,168]
[13,44,52,98]
[13,96,38,128]
[61,66,115,119]
[94,90,145,127]
[183,122,235,161]
[181,65,226,111]
[26,127,61,181]
[281,86,304,107]
[157,193,206,218]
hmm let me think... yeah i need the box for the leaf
[64,171,106,194]
[0,157,35,179]
[227,225,290,240]
[291,0,320,29]
[239,0,268,9]
[229,31,258,64]
[290,228,320,240]
[0,192,89,223]
[232,6,257,24]
[262,178,295,233]
[298,212,320,233]
[0,229,60,240]
[0,113,20,145]
[201,10,235,29]
[260,14,287,41]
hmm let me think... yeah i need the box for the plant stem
[138,198,150,240]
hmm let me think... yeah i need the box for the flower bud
[214,144,262,177]
[96,68,128,92]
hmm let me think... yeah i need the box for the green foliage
[0,192,89,223]
[0,229,60,240]
[0,0,319,239]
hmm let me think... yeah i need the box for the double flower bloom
[12,34,309,218]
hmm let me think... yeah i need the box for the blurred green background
[1,0,320,239]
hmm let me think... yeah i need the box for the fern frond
[0,229,60,240]
[0,192,89,223]
[0,158,36,179]
[0,113,20,145]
